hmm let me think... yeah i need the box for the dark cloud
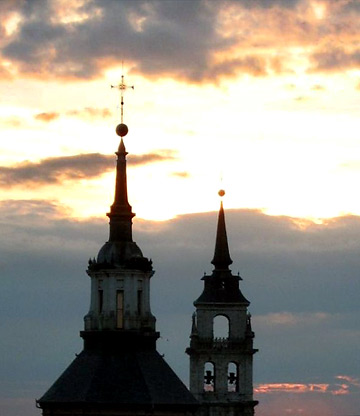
[130,150,175,166]
[238,0,301,8]
[340,0,360,13]
[0,0,20,14]
[0,151,176,187]
[0,153,114,187]
[2,0,360,82]
[0,198,67,219]
[3,0,360,82]
[0,201,360,415]
[1,1,225,80]
[0,0,306,83]
[311,47,360,73]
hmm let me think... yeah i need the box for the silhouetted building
[37,118,198,416]
[187,196,258,416]
[37,78,257,415]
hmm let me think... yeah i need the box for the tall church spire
[38,77,198,416]
[107,136,134,243]
[111,138,131,214]
[211,192,233,271]
[107,74,134,243]
[94,78,149,269]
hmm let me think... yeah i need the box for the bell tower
[186,191,258,416]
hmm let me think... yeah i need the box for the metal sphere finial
[116,123,128,137]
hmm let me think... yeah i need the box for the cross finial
[111,71,134,124]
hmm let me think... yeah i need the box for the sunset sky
[1,1,360,416]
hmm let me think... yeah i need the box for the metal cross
[111,74,134,124]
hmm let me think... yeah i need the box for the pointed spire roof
[92,76,152,271]
[93,121,151,272]
[211,200,233,271]
[193,190,249,305]
[109,138,133,222]
[107,136,134,243]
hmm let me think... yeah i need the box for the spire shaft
[107,138,134,242]
[211,201,233,270]
[112,139,131,210]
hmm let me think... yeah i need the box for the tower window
[227,362,239,392]
[116,290,124,329]
[98,290,103,313]
[137,290,143,315]
[213,315,229,339]
[204,362,215,392]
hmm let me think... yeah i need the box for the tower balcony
[187,336,257,355]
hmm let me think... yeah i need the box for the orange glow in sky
[1,4,360,416]
[1,72,360,221]
[1,0,360,223]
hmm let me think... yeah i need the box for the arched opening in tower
[227,362,239,392]
[203,362,215,392]
[213,314,229,340]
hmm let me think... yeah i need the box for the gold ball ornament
[116,123,128,137]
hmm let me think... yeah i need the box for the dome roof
[92,241,152,272]
[97,240,142,263]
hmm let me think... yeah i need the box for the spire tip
[211,196,232,270]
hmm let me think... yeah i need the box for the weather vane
[111,66,134,137]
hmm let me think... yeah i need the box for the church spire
[187,189,257,416]
[112,138,131,212]
[193,189,249,305]
[107,134,134,243]
[92,74,151,270]
[39,78,198,416]
[107,74,134,243]
[211,190,233,271]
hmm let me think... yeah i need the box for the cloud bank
[1,199,359,415]
[0,150,176,187]
[2,0,360,82]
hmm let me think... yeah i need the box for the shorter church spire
[211,190,233,271]
[187,188,257,416]
[194,189,248,305]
